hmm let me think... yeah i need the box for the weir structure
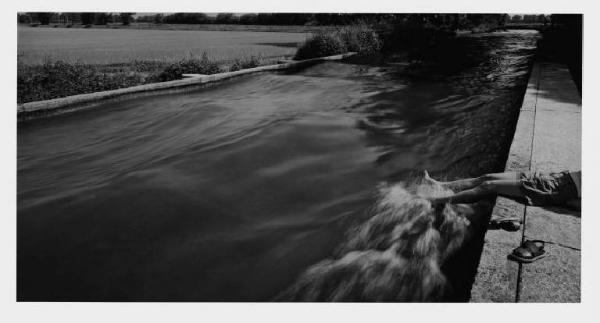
[17,52,356,121]
[470,62,581,302]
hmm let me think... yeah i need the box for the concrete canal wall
[17,52,356,121]
[470,62,581,302]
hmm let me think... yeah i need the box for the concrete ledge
[17,52,356,121]
[470,62,581,303]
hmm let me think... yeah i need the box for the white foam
[279,181,473,301]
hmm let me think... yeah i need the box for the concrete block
[531,111,581,171]
[470,231,522,302]
[525,206,580,249]
[519,245,580,302]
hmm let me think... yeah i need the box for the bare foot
[423,170,439,186]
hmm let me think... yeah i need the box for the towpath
[470,62,581,302]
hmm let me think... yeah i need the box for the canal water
[17,30,539,301]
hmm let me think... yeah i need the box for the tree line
[509,14,549,24]
[19,12,532,31]
[131,13,510,28]
[18,12,134,26]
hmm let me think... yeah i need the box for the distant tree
[239,13,257,25]
[162,12,209,24]
[94,13,110,25]
[120,12,134,25]
[37,12,52,25]
[522,14,537,23]
[154,14,163,24]
[215,13,238,24]
[188,13,209,24]
[17,13,31,24]
[64,12,80,24]
[256,13,273,25]
[270,13,311,25]
[80,13,94,25]
[537,14,547,24]
[511,15,523,23]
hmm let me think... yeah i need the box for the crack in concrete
[515,63,542,303]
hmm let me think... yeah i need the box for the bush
[153,53,224,81]
[17,60,146,103]
[229,56,261,71]
[294,32,347,60]
[293,24,384,60]
[17,53,270,104]
[338,24,383,55]
[153,64,182,82]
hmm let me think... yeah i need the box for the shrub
[153,53,224,82]
[17,60,145,103]
[129,60,168,73]
[293,24,384,60]
[229,56,261,71]
[152,64,182,82]
[338,24,383,56]
[294,32,347,60]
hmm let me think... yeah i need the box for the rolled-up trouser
[519,171,578,206]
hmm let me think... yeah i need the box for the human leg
[428,179,524,205]
[424,170,520,192]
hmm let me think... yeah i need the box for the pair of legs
[423,171,525,205]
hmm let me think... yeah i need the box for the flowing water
[17,30,539,301]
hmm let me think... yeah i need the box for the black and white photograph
[4,0,599,321]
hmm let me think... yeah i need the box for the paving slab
[469,232,521,302]
[519,245,581,302]
[524,206,580,249]
[530,111,581,171]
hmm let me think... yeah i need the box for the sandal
[489,218,521,232]
[507,240,546,263]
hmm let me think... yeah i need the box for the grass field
[17,25,315,103]
[40,22,337,33]
[18,26,310,64]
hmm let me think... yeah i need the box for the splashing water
[278,180,472,301]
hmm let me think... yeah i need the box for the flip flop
[489,218,521,231]
[507,240,546,263]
